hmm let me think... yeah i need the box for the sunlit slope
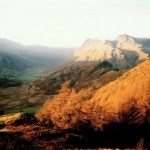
[37,60,150,130]
[82,59,150,129]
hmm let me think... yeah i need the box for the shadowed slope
[33,61,122,94]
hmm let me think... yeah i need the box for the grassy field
[0,67,52,83]
[18,68,49,82]
[4,105,42,115]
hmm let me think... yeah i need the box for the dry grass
[0,112,38,126]
[36,60,150,131]
[6,124,87,149]
[0,113,22,125]
[36,81,95,129]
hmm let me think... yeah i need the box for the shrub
[0,110,4,116]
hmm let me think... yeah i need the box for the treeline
[0,78,22,88]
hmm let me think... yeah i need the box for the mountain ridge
[74,34,150,69]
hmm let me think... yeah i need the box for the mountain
[37,60,150,131]
[33,60,124,94]
[74,34,150,69]
[0,38,74,81]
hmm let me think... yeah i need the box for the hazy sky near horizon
[0,0,150,47]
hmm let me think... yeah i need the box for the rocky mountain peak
[74,34,150,69]
[116,34,135,43]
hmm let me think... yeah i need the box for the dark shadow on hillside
[66,104,150,149]
[67,122,150,149]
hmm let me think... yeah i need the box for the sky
[0,0,150,47]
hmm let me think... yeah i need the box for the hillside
[34,59,150,148]
[0,61,124,111]
[33,61,124,94]
[0,60,150,149]
[37,59,150,131]
[74,34,150,69]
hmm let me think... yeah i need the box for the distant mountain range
[0,38,74,81]
[74,34,150,69]
[1,34,150,81]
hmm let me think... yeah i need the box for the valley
[0,35,150,149]
[0,38,74,82]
